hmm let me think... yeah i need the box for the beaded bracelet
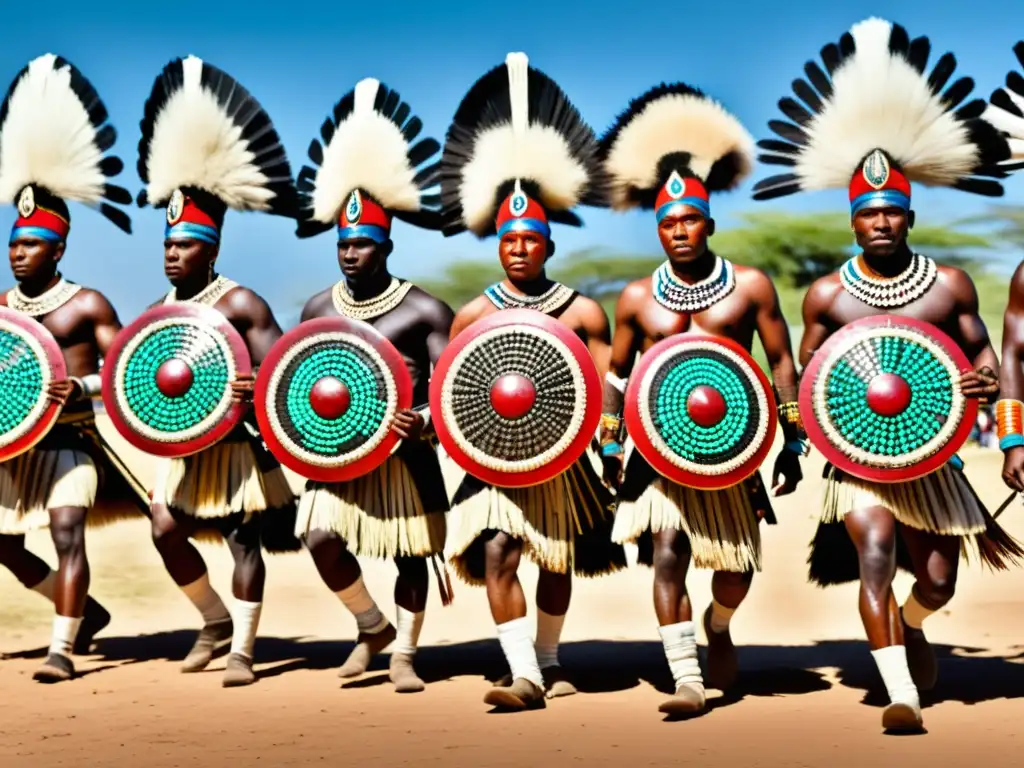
[601,441,624,457]
[600,413,622,432]
[777,401,803,430]
[996,399,1024,451]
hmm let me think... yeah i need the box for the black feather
[758,154,796,167]
[908,36,931,74]
[295,218,334,239]
[99,203,132,233]
[838,32,855,60]
[406,138,439,168]
[792,79,823,113]
[804,62,832,101]
[820,44,841,75]
[308,139,324,166]
[402,116,423,142]
[757,139,800,155]
[941,77,974,111]
[296,166,318,192]
[992,89,1024,119]
[955,99,987,120]
[779,97,813,126]
[888,24,911,58]
[751,177,802,201]
[392,209,444,230]
[768,119,809,145]
[1008,71,1024,98]
[413,164,441,188]
[952,178,1005,197]
[103,184,132,205]
[136,189,148,207]
[320,117,335,146]
[1014,41,1024,71]
[928,53,957,95]
[100,157,123,177]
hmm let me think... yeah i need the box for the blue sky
[2,0,1024,326]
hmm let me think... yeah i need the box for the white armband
[605,371,627,393]
[80,373,102,399]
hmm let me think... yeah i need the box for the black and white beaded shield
[430,309,602,488]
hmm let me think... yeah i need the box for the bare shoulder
[451,294,492,334]
[404,283,456,322]
[70,287,118,320]
[221,285,276,324]
[569,293,609,325]
[935,264,979,304]
[803,272,842,308]
[301,286,334,321]
[616,276,652,313]
[733,264,778,302]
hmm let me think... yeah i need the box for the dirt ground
[2,424,1024,767]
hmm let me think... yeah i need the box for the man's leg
[33,506,88,682]
[305,529,395,677]
[702,569,753,691]
[482,532,544,710]
[651,529,704,715]
[535,568,575,698]
[221,515,265,687]
[151,503,233,672]
[0,534,110,654]
[900,526,961,692]
[390,555,428,693]
[845,506,922,731]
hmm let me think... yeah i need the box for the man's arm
[392,295,455,442]
[227,288,284,368]
[798,276,839,369]
[944,267,999,399]
[448,296,489,341]
[598,283,644,475]
[300,289,332,322]
[576,297,612,378]
[747,269,804,495]
[998,264,1024,490]
[424,297,456,368]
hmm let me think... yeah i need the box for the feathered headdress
[0,54,132,241]
[296,77,441,241]
[136,55,299,244]
[439,52,606,239]
[754,18,1009,211]
[985,42,1024,171]
[598,83,754,221]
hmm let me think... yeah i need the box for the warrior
[439,52,626,711]
[134,56,300,687]
[755,18,1020,731]
[597,84,804,716]
[290,77,454,692]
[986,42,1024,492]
[0,55,148,682]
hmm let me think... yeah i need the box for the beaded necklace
[163,274,238,307]
[484,280,576,315]
[7,274,82,317]
[652,256,735,313]
[840,252,937,309]
[331,277,412,320]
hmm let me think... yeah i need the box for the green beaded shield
[625,335,777,489]
[0,307,67,461]
[102,304,251,457]
[799,315,976,482]
[255,316,412,483]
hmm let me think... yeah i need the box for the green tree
[959,204,1024,247]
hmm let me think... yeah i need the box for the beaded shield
[0,307,68,461]
[254,316,412,483]
[430,309,601,488]
[799,315,976,483]
[625,335,777,490]
[102,304,251,458]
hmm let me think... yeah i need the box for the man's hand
[601,454,623,492]
[391,409,425,441]
[771,448,802,496]
[230,374,255,404]
[960,367,999,403]
[1002,446,1024,493]
[748,473,769,520]
[46,379,77,407]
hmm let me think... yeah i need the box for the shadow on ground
[8,634,1024,712]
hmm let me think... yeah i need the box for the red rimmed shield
[430,308,601,488]
[0,306,68,462]
[799,315,976,483]
[102,304,251,458]
[254,316,413,483]
[625,335,777,490]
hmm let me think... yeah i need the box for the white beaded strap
[605,371,627,393]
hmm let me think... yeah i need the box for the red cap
[338,190,392,242]
[654,171,710,221]
[10,186,69,243]
[165,189,222,244]
[494,186,550,238]
[848,150,911,214]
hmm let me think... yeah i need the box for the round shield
[799,315,976,483]
[0,306,67,462]
[430,308,601,488]
[625,335,777,490]
[102,304,251,458]
[254,316,413,483]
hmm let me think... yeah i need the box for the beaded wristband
[600,413,622,432]
[997,399,1024,452]
[784,439,808,456]
[601,441,623,457]
[777,401,803,430]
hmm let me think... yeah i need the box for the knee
[151,507,184,553]
[49,511,86,557]
[395,556,428,585]
[915,573,956,609]
[652,532,689,581]
[484,533,520,580]
[858,534,896,582]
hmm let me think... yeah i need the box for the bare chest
[635,292,755,352]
